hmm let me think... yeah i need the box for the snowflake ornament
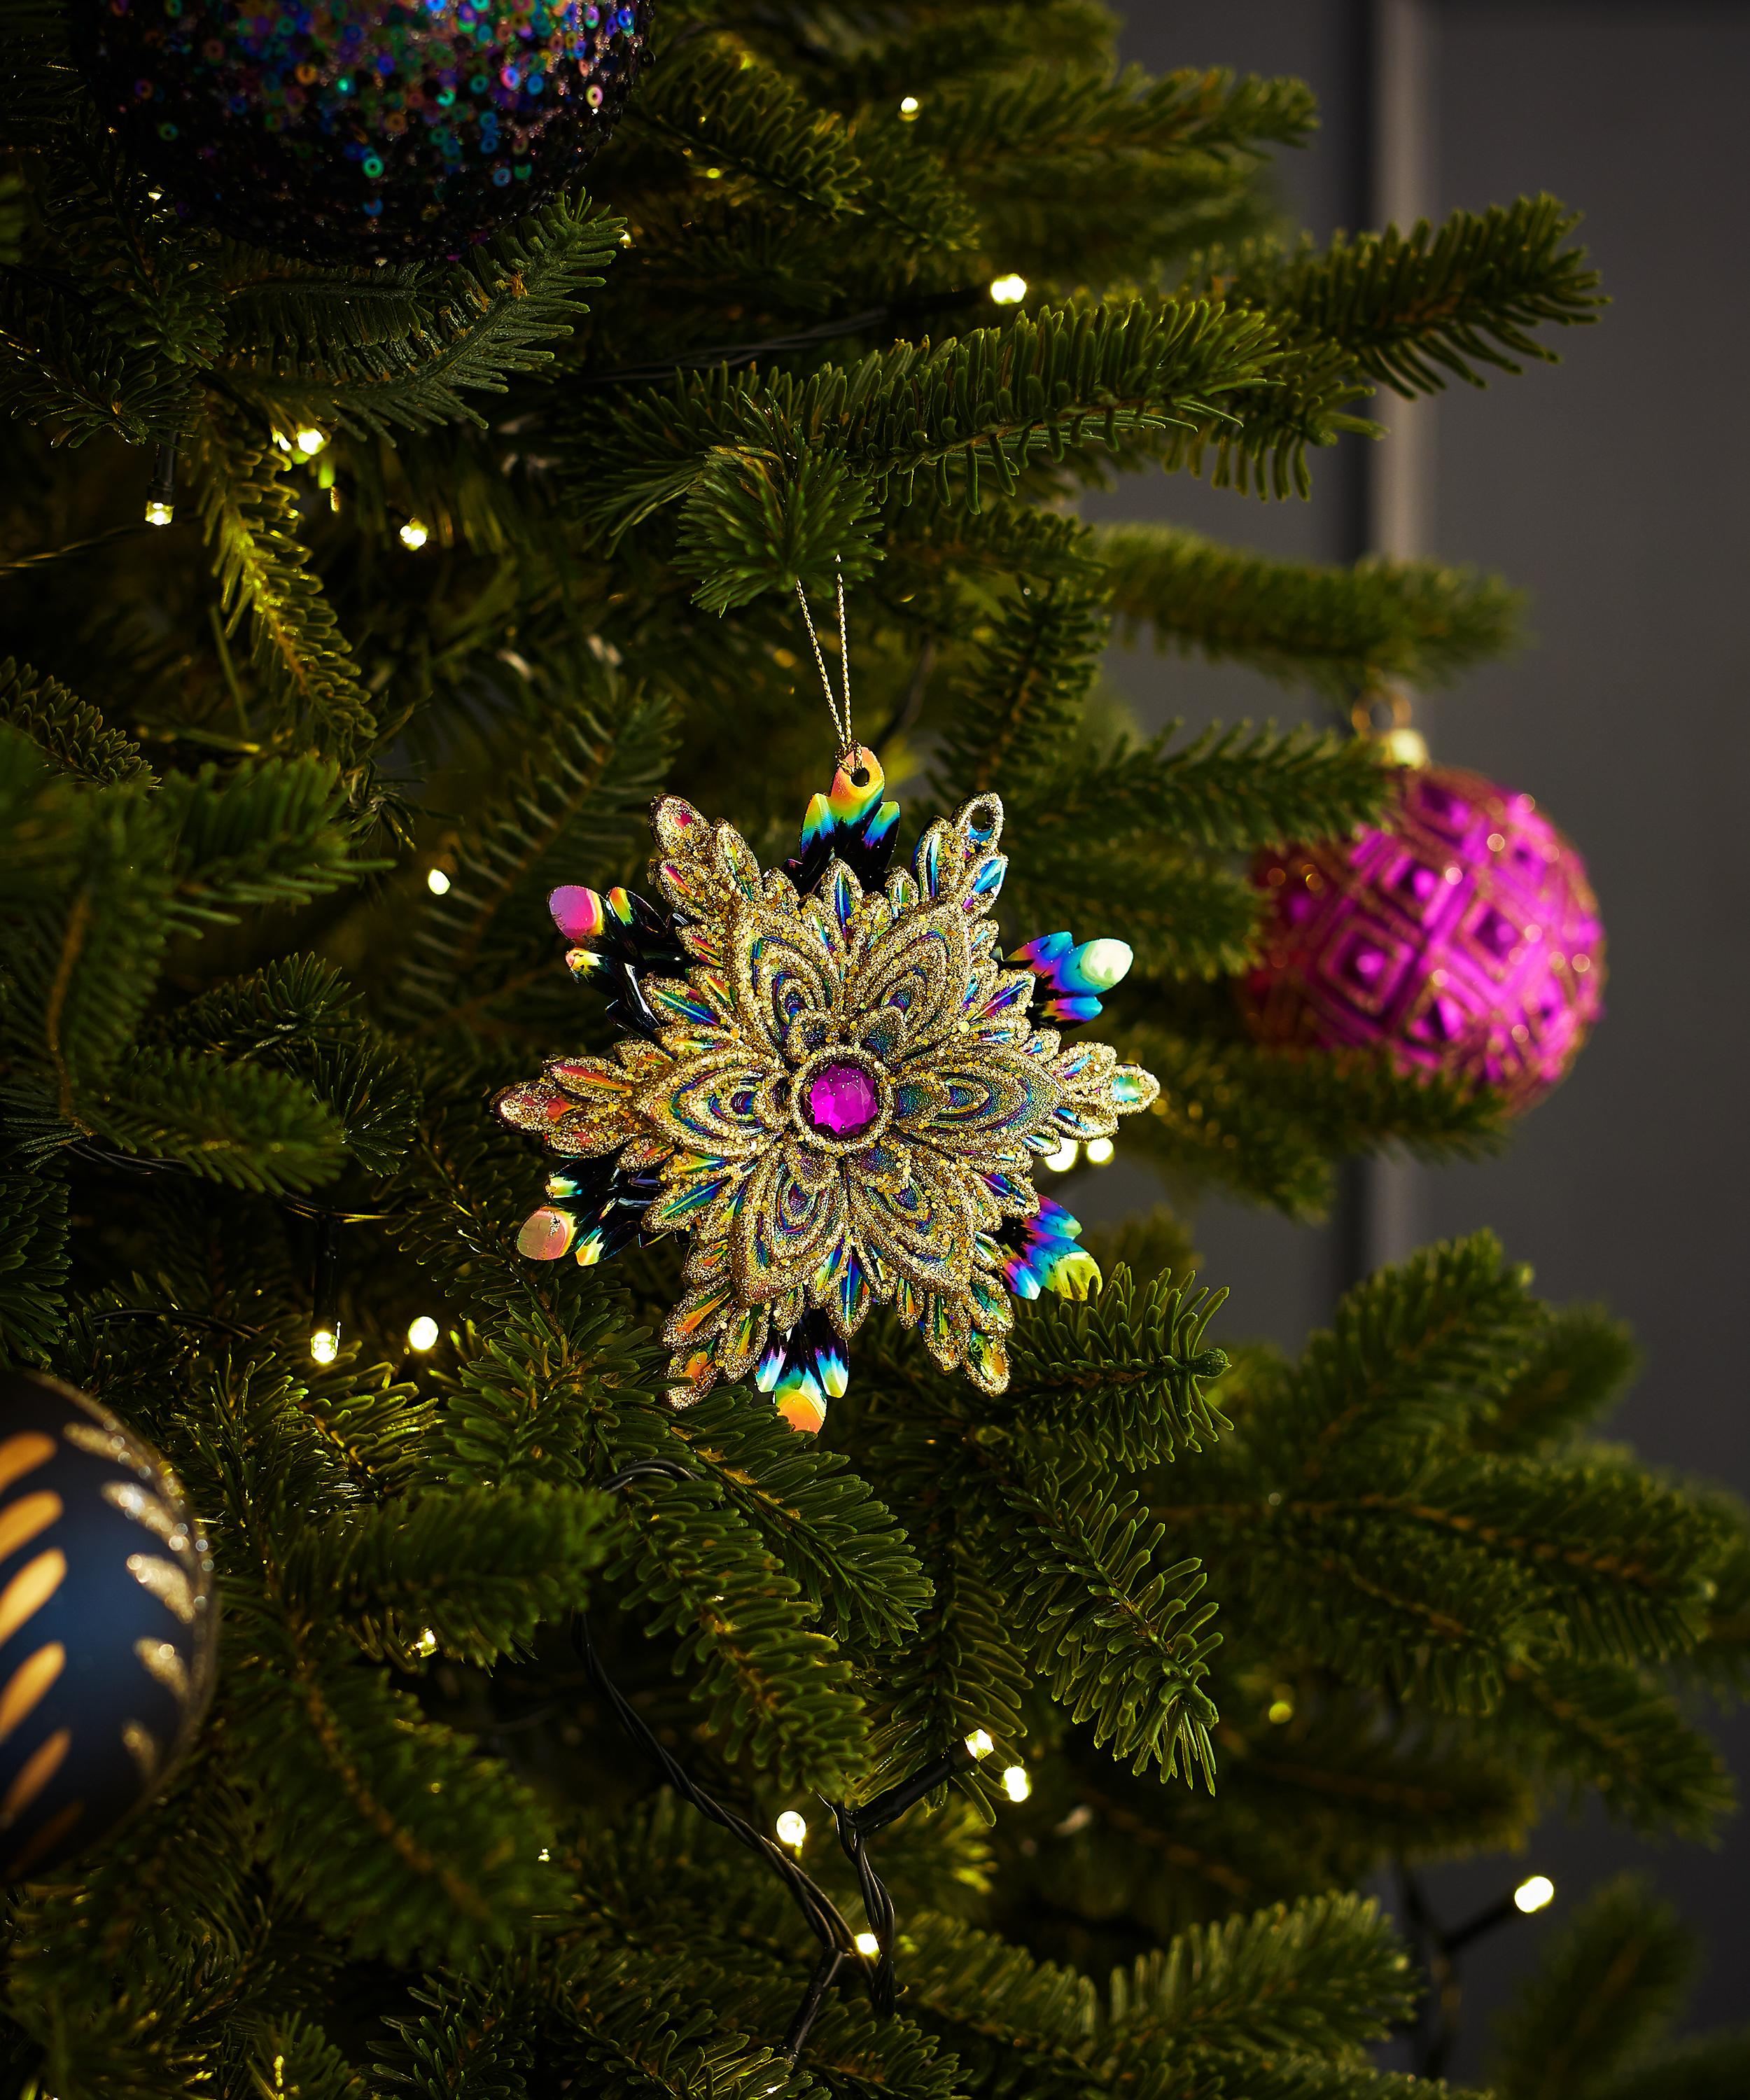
[496,747,1158,1431]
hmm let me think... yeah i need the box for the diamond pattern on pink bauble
[1243,763,1605,1112]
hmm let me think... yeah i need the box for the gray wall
[1090,0,1750,2062]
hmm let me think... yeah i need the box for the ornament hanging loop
[795,556,858,771]
[1352,685,1429,770]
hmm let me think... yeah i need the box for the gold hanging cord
[794,557,853,760]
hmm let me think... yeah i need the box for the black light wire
[581,1458,987,2062]
[1396,1863,1550,2078]
[65,1172,987,2054]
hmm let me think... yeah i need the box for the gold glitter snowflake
[497,747,1158,1430]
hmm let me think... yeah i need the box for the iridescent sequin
[76,0,652,260]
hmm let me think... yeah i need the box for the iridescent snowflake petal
[1112,1065,1159,1110]
[964,1326,1009,1393]
[785,745,899,897]
[1009,931,1135,1025]
[648,977,719,1028]
[996,1197,1102,1301]
[666,1281,735,1345]
[517,1205,575,1260]
[755,1308,848,1432]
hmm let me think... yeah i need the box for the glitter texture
[1244,763,1605,1110]
[74,0,652,260]
[496,744,1159,1423]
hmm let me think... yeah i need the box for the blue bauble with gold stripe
[0,1371,216,1882]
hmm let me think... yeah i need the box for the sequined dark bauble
[72,0,652,261]
[0,1371,217,1882]
[1244,763,1605,1112]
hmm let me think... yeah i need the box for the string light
[1513,1875,1555,1914]
[1001,1765,1030,1802]
[295,427,327,456]
[407,1315,440,1352]
[1084,1137,1114,1165]
[1267,1695,1294,1724]
[145,439,177,526]
[399,520,430,550]
[413,1628,438,1657]
[990,273,1028,304]
[580,1473,1003,2066]
[898,95,920,120]
[426,867,451,895]
[309,1327,339,1366]
[1044,1138,1079,1172]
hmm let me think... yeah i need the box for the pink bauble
[1245,763,1605,1110]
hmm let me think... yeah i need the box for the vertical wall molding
[1340,0,1439,1287]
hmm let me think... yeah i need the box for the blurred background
[1075,0,1750,2070]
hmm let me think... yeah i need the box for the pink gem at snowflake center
[805,1060,881,1139]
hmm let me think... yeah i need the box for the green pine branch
[165,957,419,1174]
[1102,1891,1415,2064]
[1477,1303,1640,1452]
[626,38,869,216]
[220,195,624,440]
[1096,523,1525,699]
[1013,720,1392,854]
[288,1481,616,1668]
[0,1142,67,1360]
[192,407,377,761]
[1003,1264,1231,1471]
[82,1044,349,1193]
[395,676,675,1030]
[932,579,1107,802]
[982,1453,1221,1783]
[1488,1876,1695,2100]
[1118,1023,1508,1216]
[559,298,1341,552]
[654,1384,931,1646]
[0,653,153,784]
[158,755,371,926]
[1497,1660,1735,1840]
[1197,195,1604,395]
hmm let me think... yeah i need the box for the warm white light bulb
[309,1327,339,1366]
[413,1627,438,1657]
[775,1810,808,1848]
[1002,1764,1031,1802]
[1084,1138,1114,1166]
[990,273,1028,305]
[426,867,452,895]
[898,94,920,120]
[1514,1875,1555,1914]
[295,427,327,456]
[399,520,430,550]
[854,1931,881,1957]
[144,500,174,527]
[964,1728,995,1760]
[1045,1138,1079,1173]
[407,1315,440,1352]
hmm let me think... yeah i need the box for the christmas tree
[1,4,1745,2095]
